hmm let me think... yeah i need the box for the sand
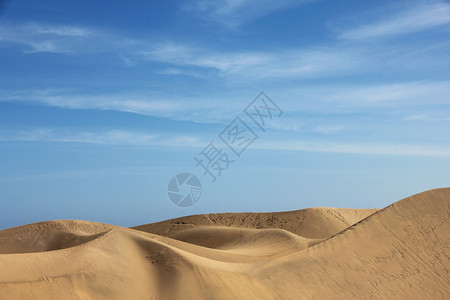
[0,188,448,299]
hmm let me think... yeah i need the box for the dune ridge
[132,207,378,239]
[0,188,449,299]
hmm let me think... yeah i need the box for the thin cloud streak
[181,0,315,28]
[0,129,205,147]
[0,22,130,54]
[1,20,448,81]
[0,129,156,145]
[1,80,449,123]
[140,42,366,79]
[323,81,450,106]
[0,22,94,53]
[0,88,248,122]
[339,2,450,40]
[1,128,448,157]
[255,140,450,157]
[0,89,186,115]
[140,39,450,80]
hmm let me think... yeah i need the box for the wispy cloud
[339,1,450,40]
[140,33,450,80]
[0,129,155,145]
[255,140,450,157]
[0,88,244,123]
[0,128,205,147]
[2,18,448,81]
[402,113,450,122]
[181,0,315,28]
[0,22,135,55]
[29,23,92,37]
[140,42,365,79]
[157,68,205,79]
[274,81,450,117]
[140,42,271,73]
[314,125,345,135]
[4,21,359,80]
[1,128,448,157]
[0,88,184,114]
[0,22,96,53]
[324,81,450,107]
[2,80,449,123]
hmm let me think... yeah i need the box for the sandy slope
[0,188,448,299]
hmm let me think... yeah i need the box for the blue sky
[0,0,449,229]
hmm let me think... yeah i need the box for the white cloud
[181,0,315,28]
[270,81,450,118]
[0,88,184,114]
[157,68,205,79]
[141,37,450,80]
[0,128,205,147]
[403,114,431,121]
[2,79,449,126]
[2,18,448,82]
[255,140,450,157]
[323,81,450,107]
[402,113,450,122]
[2,128,448,157]
[0,22,127,54]
[29,23,92,37]
[0,22,373,79]
[314,125,345,134]
[0,22,95,53]
[0,88,245,123]
[0,129,155,145]
[163,136,204,147]
[140,42,271,73]
[140,42,365,79]
[339,2,450,40]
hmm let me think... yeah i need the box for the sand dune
[132,207,378,239]
[0,188,449,299]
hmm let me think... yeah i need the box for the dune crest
[0,188,449,299]
[0,220,112,254]
[133,207,378,238]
